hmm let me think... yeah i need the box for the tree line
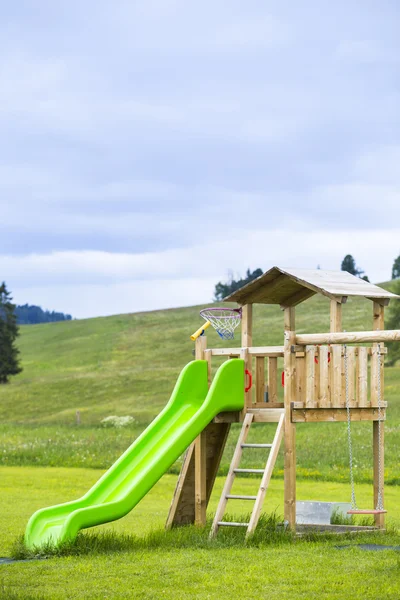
[15,304,72,325]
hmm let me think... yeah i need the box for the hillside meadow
[0,293,399,485]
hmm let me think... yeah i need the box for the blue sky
[1,1,400,318]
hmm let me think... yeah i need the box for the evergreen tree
[0,283,22,383]
[340,255,368,280]
[392,255,400,280]
[214,268,263,301]
[386,280,400,366]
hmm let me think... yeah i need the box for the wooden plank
[331,345,343,408]
[195,429,207,526]
[318,346,330,408]
[373,421,385,528]
[347,346,356,407]
[165,443,195,528]
[291,408,386,423]
[357,346,368,407]
[296,330,400,345]
[370,347,379,407]
[256,356,265,404]
[246,413,285,537]
[284,306,296,530]
[268,357,278,404]
[314,346,320,406]
[209,414,254,538]
[248,408,285,422]
[296,353,306,406]
[210,346,284,357]
[305,345,317,408]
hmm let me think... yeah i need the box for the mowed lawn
[1,467,400,599]
[1,293,400,598]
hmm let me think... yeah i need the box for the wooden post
[194,335,207,526]
[195,429,207,526]
[241,304,253,347]
[372,301,385,529]
[283,307,296,530]
[330,299,342,333]
[241,304,253,411]
[330,299,343,409]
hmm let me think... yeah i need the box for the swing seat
[347,509,387,515]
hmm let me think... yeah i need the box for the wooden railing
[294,344,386,409]
[208,346,284,409]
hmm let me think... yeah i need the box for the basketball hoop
[199,307,242,340]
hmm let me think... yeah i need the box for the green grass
[1,467,400,599]
[0,294,399,487]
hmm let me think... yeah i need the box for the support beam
[284,307,296,530]
[195,429,207,526]
[241,304,253,346]
[330,299,342,333]
[296,329,400,345]
[194,334,207,526]
[373,301,385,529]
[241,304,253,412]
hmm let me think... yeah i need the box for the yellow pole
[190,321,211,341]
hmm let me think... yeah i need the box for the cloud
[3,225,400,318]
[0,1,399,318]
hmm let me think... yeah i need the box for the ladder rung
[241,443,272,448]
[234,468,264,474]
[226,495,257,500]
[217,521,249,527]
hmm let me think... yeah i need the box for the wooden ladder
[209,412,285,539]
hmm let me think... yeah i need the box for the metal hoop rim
[200,307,242,320]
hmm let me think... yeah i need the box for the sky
[1,1,400,319]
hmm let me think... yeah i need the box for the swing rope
[345,343,385,513]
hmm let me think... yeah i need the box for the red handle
[245,369,252,393]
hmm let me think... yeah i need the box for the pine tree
[340,255,368,280]
[392,255,400,280]
[0,282,22,383]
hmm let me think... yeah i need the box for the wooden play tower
[166,267,400,533]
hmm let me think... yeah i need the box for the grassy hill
[1,291,399,484]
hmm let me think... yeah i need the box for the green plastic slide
[25,359,244,549]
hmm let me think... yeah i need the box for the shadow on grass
[12,513,292,560]
[11,511,398,562]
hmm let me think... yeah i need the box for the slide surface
[25,359,244,549]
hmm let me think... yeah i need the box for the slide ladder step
[218,521,249,527]
[234,468,264,474]
[241,443,272,448]
[226,495,257,500]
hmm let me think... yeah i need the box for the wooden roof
[224,266,399,307]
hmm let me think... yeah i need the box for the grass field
[0,294,399,485]
[1,294,399,598]
[1,467,400,599]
